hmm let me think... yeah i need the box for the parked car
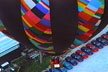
[86,43,99,52]
[50,57,61,68]
[71,53,83,62]
[76,50,88,59]
[91,40,104,49]
[65,56,78,66]
[59,67,68,72]
[106,32,108,35]
[81,47,93,55]
[101,34,108,40]
[49,68,61,72]
[69,44,76,49]
[62,60,73,70]
[96,37,108,45]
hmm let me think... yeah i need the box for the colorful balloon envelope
[21,0,105,55]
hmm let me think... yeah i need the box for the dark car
[106,32,108,35]
[49,68,61,72]
[71,53,83,62]
[101,34,108,40]
[81,47,93,55]
[65,56,78,66]
[91,40,104,49]
[76,50,88,59]
[86,43,99,52]
[59,67,68,72]
[62,60,73,70]
[96,37,108,45]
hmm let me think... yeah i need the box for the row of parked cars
[46,32,108,72]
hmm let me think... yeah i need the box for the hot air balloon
[0,0,108,55]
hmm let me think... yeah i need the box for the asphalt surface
[68,25,108,72]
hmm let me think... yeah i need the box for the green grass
[13,56,51,72]
[0,21,5,30]
[12,56,26,65]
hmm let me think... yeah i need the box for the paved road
[68,25,108,72]
[68,46,108,72]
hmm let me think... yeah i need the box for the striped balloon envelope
[21,0,105,54]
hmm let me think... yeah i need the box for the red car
[86,43,99,52]
[76,50,88,59]
[50,57,61,68]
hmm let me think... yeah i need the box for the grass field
[13,56,51,72]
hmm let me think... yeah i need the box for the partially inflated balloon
[21,0,105,54]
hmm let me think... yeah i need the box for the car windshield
[85,48,90,52]
[70,59,75,63]
[81,53,86,56]
[97,43,101,45]
[66,57,72,60]
[75,55,80,59]
[89,45,96,49]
